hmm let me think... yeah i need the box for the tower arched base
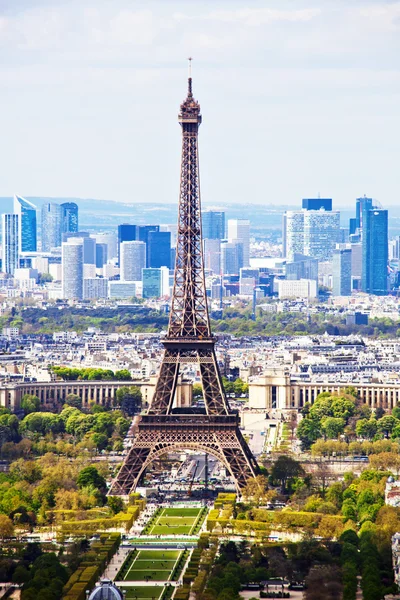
[109,414,259,495]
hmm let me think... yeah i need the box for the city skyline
[0,0,399,205]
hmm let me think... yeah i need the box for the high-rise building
[62,238,83,299]
[61,202,79,234]
[227,219,250,267]
[356,196,373,231]
[362,208,388,295]
[95,243,108,269]
[203,239,221,274]
[41,203,62,251]
[120,241,146,281]
[117,224,138,265]
[13,195,37,252]
[284,211,305,259]
[92,232,118,261]
[202,210,225,239]
[147,231,171,269]
[302,198,332,211]
[332,247,352,296]
[137,225,160,266]
[83,277,108,300]
[303,210,340,261]
[2,214,19,275]
[142,267,169,298]
[221,241,243,275]
[285,254,318,282]
[349,218,357,236]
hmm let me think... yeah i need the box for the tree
[356,418,377,440]
[21,394,40,415]
[297,418,321,449]
[77,466,106,491]
[304,565,343,600]
[0,514,14,539]
[115,369,132,381]
[12,565,31,585]
[322,417,345,439]
[65,393,82,410]
[108,496,124,514]
[193,384,203,398]
[116,386,142,416]
[270,456,304,492]
[377,415,398,436]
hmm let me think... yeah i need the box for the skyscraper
[41,203,62,251]
[120,241,146,281]
[147,231,171,268]
[2,214,19,275]
[13,195,37,252]
[332,247,352,296]
[221,241,243,275]
[356,196,373,231]
[284,211,305,259]
[227,219,250,267]
[117,224,138,265]
[362,208,388,295]
[203,239,221,274]
[302,198,332,211]
[95,243,108,269]
[61,202,79,234]
[138,225,160,266]
[62,238,83,299]
[202,211,225,240]
[303,210,340,261]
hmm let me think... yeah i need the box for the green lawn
[148,508,202,535]
[122,586,164,600]
[121,549,182,582]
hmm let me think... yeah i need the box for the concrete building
[249,369,400,412]
[83,278,109,300]
[203,239,221,274]
[0,378,192,413]
[278,279,317,299]
[227,219,250,266]
[62,237,84,299]
[120,241,146,282]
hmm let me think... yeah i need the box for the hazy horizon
[0,0,399,206]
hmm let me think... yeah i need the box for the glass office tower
[13,195,37,252]
[362,208,388,295]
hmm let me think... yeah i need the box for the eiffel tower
[110,65,259,495]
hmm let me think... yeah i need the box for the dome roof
[87,579,124,600]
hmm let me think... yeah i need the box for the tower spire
[188,57,193,96]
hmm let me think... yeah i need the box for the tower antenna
[188,57,193,94]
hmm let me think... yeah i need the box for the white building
[120,241,146,282]
[284,211,305,260]
[278,278,317,300]
[227,219,250,267]
[203,239,221,274]
[91,232,118,261]
[83,278,109,300]
[303,210,340,261]
[62,238,84,299]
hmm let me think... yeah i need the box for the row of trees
[52,366,133,381]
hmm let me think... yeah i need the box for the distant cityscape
[0,193,395,304]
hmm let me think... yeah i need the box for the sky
[0,0,399,207]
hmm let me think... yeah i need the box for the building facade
[61,202,79,234]
[362,208,388,295]
[120,241,146,282]
[2,214,19,275]
[147,231,171,269]
[13,195,37,253]
[62,237,84,299]
[41,202,62,251]
[303,210,340,261]
[227,219,250,267]
[332,247,352,296]
[202,210,225,240]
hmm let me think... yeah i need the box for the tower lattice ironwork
[110,69,259,495]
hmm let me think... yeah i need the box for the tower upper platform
[178,77,202,125]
